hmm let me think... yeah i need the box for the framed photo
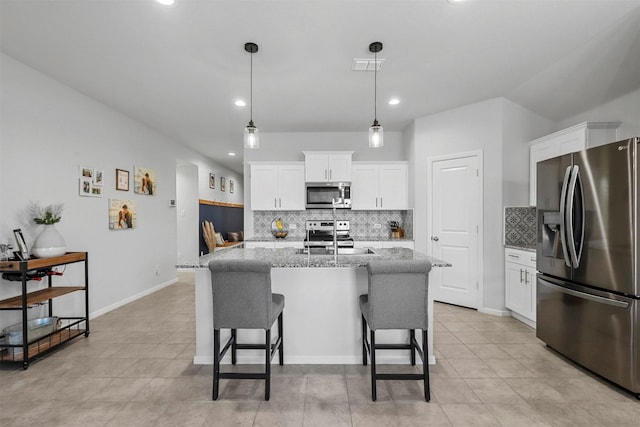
[230,179,235,194]
[209,173,215,189]
[116,168,130,191]
[94,169,104,186]
[134,166,156,195]
[79,166,93,179]
[109,199,137,230]
[221,176,226,192]
[13,229,28,259]
[79,178,92,196]
[79,178,102,197]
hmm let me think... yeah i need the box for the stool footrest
[375,344,412,350]
[219,372,268,380]
[375,373,424,381]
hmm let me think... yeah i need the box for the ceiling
[2,0,639,174]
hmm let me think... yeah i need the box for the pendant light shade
[368,41,383,148]
[244,42,259,149]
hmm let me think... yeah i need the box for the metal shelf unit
[0,252,89,369]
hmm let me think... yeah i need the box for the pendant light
[243,42,259,149]
[368,41,383,148]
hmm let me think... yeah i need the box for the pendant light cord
[374,49,377,122]
[250,51,253,124]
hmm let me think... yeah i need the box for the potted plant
[29,202,66,258]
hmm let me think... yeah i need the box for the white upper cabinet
[303,151,353,182]
[351,162,408,210]
[529,122,620,206]
[250,162,305,211]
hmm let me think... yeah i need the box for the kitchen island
[181,247,449,365]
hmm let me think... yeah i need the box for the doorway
[428,151,482,309]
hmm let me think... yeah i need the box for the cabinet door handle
[380,197,383,208]
[520,269,524,283]
[525,270,531,285]
[325,169,328,180]
[508,254,519,259]
[375,197,378,207]
[279,198,282,208]
[329,169,332,180]
[274,198,277,208]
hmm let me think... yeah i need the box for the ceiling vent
[352,58,385,71]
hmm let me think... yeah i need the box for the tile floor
[1,271,639,426]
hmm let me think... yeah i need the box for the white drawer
[505,248,536,268]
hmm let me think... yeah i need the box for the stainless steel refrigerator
[536,137,640,395]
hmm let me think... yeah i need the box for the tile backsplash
[504,206,536,249]
[254,210,413,240]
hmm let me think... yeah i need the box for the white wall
[555,87,640,140]
[176,162,199,264]
[242,131,405,237]
[502,99,555,206]
[411,97,552,312]
[0,54,219,327]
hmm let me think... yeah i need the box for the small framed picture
[116,168,130,191]
[91,186,103,197]
[94,169,104,186]
[230,179,235,194]
[13,229,28,259]
[221,177,226,192]
[80,166,93,179]
[209,173,215,189]
[79,178,92,196]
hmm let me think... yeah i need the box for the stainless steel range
[303,220,354,249]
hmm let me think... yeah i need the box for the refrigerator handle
[559,166,572,268]
[566,165,584,268]
[538,278,629,308]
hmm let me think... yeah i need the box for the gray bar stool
[359,259,432,402]
[208,259,284,401]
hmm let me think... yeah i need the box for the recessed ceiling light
[388,98,400,105]
[155,0,175,6]
[234,99,246,107]
[227,152,237,156]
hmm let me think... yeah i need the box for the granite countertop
[505,244,536,253]
[178,247,450,269]
[245,236,414,242]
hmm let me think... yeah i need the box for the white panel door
[430,154,480,309]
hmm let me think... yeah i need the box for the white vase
[31,224,67,258]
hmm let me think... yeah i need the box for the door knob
[431,236,439,241]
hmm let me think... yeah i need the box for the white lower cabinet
[505,248,536,326]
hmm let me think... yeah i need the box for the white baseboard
[89,277,178,319]
[194,354,438,365]
[478,307,512,317]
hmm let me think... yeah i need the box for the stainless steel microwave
[306,184,351,209]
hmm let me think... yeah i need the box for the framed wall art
[229,179,234,194]
[94,170,104,186]
[116,168,130,191]
[134,166,157,195]
[109,199,137,230]
[221,176,226,192]
[209,173,215,189]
